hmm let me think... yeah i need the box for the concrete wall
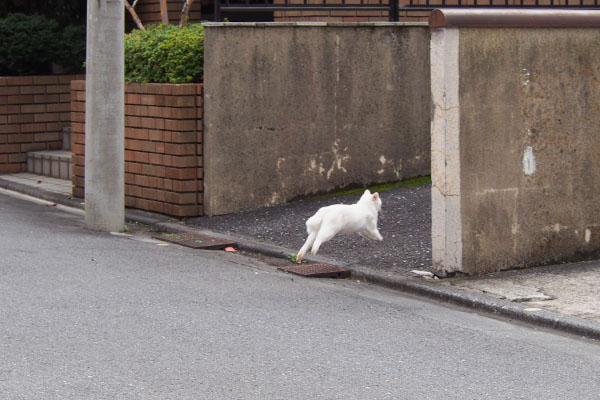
[203,22,431,215]
[431,19,600,274]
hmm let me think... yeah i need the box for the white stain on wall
[521,68,531,87]
[376,154,402,178]
[270,192,281,205]
[277,157,286,169]
[377,155,387,174]
[585,228,592,243]
[522,146,536,175]
[307,139,350,179]
[326,139,350,179]
[308,159,326,175]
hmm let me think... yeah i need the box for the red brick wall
[71,80,204,218]
[0,75,83,173]
[126,0,203,30]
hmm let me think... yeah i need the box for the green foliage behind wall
[124,24,204,83]
[0,13,85,76]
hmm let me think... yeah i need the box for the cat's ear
[373,192,379,200]
[364,189,371,195]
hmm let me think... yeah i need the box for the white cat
[296,189,383,263]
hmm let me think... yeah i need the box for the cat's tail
[296,231,317,263]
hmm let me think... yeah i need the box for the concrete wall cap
[429,9,600,29]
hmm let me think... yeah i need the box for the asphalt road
[1,189,599,399]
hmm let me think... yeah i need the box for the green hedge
[57,24,87,74]
[0,13,85,76]
[124,24,204,84]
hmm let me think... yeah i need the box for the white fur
[296,189,383,263]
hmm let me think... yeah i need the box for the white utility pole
[85,0,125,231]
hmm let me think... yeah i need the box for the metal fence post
[215,0,222,21]
[390,0,398,22]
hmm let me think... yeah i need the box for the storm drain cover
[278,263,351,279]
[153,232,236,250]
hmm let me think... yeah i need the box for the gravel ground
[188,184,432,276]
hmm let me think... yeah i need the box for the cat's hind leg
[296,231,317,263]
[311,226,338,255]
[360,227,383,241]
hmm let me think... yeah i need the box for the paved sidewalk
[440,262,600,323]
[1,172,599,341]
[0,173,73,196]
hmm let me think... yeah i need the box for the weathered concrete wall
[432,24,600,275]
[203,23,431,215]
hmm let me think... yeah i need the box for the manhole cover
[153,232,236,250]
[278,263,351,279]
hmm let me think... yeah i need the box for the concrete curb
[0,178,83,210]
[0,178,175,226]
[348,267,600,341]
[2,180,600,341]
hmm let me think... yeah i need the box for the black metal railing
[214,0,397,22]
[402,0,600,11]
[214,0,600,23]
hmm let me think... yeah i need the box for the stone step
[27,150,72,180]
[62,127,71,151]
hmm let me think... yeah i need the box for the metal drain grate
[278,263,351,279]
[153,232,236,250]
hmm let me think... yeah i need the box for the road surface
[1,189,598,399]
